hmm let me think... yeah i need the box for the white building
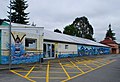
[0,21,110,64]
[43,30,110,59]
[0,21,44,64]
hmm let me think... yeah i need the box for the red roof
[100,37,117,44]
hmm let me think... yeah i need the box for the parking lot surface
[10,55,116,82]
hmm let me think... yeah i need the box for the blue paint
[1,43,41,64]
[58,45,110,58]
[1,56,9,64]
[58,54,78,58]
[1,55,41,64]
[78,45,110,56]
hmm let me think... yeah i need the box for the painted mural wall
[1,30,43,64]
[58,44,110,58]
[77,45,110,56]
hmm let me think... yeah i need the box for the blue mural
[1,33,41,64]
[78,45,110,56]
[58,45,110,58]
[58,54,78,58]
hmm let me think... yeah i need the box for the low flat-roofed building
[0,21,111,64]
[44,30,110,59]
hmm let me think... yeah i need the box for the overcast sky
[0,0,120,43]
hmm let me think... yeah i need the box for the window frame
[65,45,68,49]
[25,38,37,50]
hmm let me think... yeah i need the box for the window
[65,45,68,49]
[25,38,37,50]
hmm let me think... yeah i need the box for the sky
[0,0,120,43]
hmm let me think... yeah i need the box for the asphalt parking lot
[9,55,117,82]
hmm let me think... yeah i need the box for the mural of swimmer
[1,31,40,64]
[11,32,26,57]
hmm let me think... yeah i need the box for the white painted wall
[57,43,77,54]
[0,26,44,56]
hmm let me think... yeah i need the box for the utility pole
[9,0,12,70]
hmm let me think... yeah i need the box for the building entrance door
[112,48,116,54]
[43,43,55,58]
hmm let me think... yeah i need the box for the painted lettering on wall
[1,32,40,64]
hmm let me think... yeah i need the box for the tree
[63,16,94,41]
[105,24,116,40]
[63,25,76,36]
[7,0,29,24]
[54,29,62,33]
[0,19,10,25]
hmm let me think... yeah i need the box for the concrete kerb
[0,62,37,71]
[0,64,22,71]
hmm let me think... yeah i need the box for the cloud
[0,0,120,43]
[0,0,9,19]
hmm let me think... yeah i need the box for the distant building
[118,43,120,53]
[100,37,119,54]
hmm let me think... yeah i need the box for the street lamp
[9,0,12,70]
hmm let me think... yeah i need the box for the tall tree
[63,16,94,41]
[54,29,62,33]
[8,0,29,24]
[105,24,116,40]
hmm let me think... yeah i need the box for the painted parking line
[10,70,36,82]
[46,61,50,82]
[84,64,94,70]
[76,58,111,69]
[76,59,93,68]
[59,60,71,79]
[94,60,109,66]
[12,70,29,72]
[91,62,101,67]
[29,76,46,79]
[10,65,36,82]
[10,57,116,82]
[74,58,96,72]
[68,59,85,74]
[61,59,116,82]
[63,64,76,68]
[25,65,35,77]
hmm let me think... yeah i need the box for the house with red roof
[100,37,119,54]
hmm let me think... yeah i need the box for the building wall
[43,41,110,58]
[57,43,77,58]
[43,41,78,58]
[0,27,43,64]
[58,44,110,58]
[108,44,119,54]
[78,45,110,56]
